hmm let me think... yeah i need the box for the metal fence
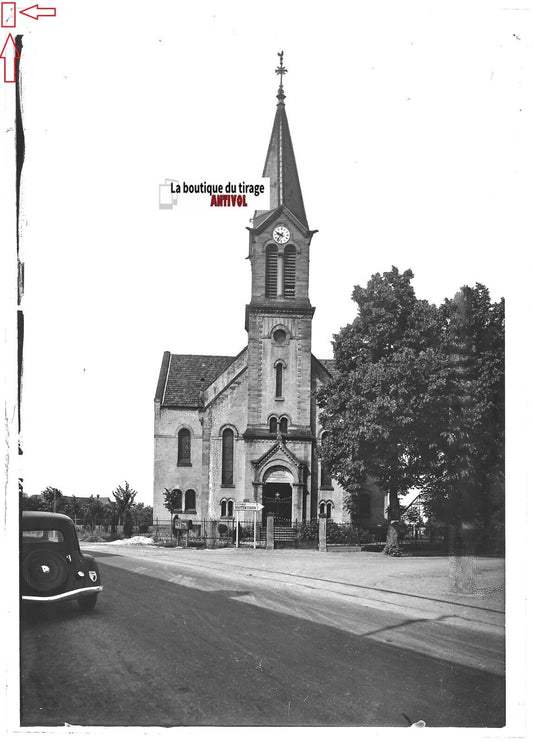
[150,518,323,549]
[149,518,431,550]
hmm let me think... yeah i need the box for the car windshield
[23,530,65,543]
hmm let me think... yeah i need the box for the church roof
[253,54,308,230]
[318,358,336,376]
[156,353,236,408]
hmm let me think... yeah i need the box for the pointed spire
[254,53,308,230]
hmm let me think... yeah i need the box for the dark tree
[112,481,138,523]
[112,482,138,539]
[123,508,134,539]
[163,488,183,514]
[20,493,46,512]
[317,267,444,555]
[131,503,153,533]
[40,486,66,513]
[422,285,504,584]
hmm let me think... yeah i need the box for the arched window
[326,501,332,519]
[265,245,277,297]
[283,245,296,297]
[227,500,234,518]
[177,429,191,466]
[279,416,288,433]
[275,362,284,398]
[220,499,227,517]
[222,428,234,486]
[319,501,325,515]
[269,417,278,433]
[320,433,332,489]
[172,489,183,512]
[184,489,196,512]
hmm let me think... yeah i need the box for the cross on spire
[275,50,287,104]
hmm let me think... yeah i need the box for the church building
[153,56,385,529]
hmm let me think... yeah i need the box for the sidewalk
[92,541,505,613]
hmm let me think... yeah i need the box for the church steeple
[245,54,315,440]
[253,52,308,230]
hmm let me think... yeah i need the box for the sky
[1,0,529,506]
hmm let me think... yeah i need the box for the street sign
[235,503,263,550]
[235,502,264,512]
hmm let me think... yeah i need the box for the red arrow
[19,4,57,19]
[0,33,20,84]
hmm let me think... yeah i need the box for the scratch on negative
[4,405,11,524]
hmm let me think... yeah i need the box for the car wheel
[21,550,69,592]
[78,594,98,611]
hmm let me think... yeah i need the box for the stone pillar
[205,520,218,549]
[292,483,303,522]
[318,513,327,552]
[266,514,274,550]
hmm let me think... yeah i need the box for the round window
[273,329,287,343]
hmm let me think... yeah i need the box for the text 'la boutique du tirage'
[170,181,266,207]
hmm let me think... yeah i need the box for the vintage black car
[21,511,103,610]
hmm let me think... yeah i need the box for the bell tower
[244,53,317,440]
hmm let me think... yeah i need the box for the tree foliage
[112,481,138,518]
[21,483,152,537]
[163,488,182,514]
[421,285,505,546]
[317,267,444,553]
[131,503,153,532]
[123,508,134,539]
[318,268,504,557]
[40,486,66,513]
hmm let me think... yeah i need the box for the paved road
[20,549,505,727]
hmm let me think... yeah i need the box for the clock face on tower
[272,224,291,244]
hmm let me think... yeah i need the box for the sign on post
[234,502,264,549]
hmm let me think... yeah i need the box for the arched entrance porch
[262,466,293,524]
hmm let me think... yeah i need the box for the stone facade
[153,74,386,528]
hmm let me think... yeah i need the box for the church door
[262,483,293,524]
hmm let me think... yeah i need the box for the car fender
[81,552,102,587]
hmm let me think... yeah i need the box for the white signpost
[234,502,264,549]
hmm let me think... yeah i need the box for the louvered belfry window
[283,246,296,297]
[265,245,278,297]
[222,428,234,485]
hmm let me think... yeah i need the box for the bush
[153,537,177,548]
[217,523,228,536]
[238,525,254,540]
[326,522,350,544]
[187,538,206,548]
[327,522,371,545]
[297,520,318,541]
